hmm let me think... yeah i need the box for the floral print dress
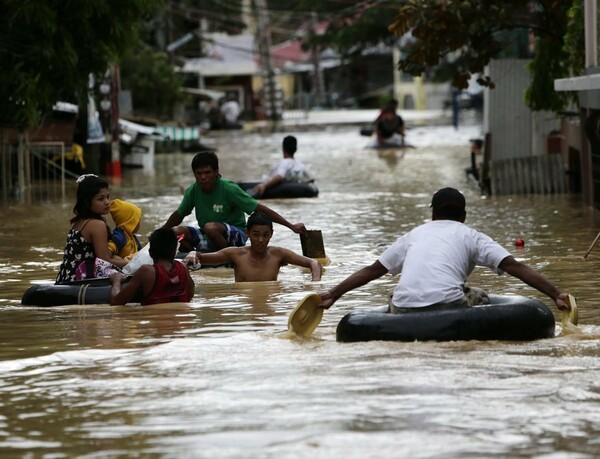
[55,228,96,284]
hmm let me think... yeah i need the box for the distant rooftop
[179,33,259,77]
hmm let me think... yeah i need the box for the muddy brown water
[1,125,600,457]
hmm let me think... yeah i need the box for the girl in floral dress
[55,174,128,284]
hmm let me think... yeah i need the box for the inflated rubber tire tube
[22,283,112,306]
[21,279,142,307]
[237,181,318,199]
[336,295,556,342]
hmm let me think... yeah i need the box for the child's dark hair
[148,228,178,260]
[191,151,219,173]
[282,136,297,155]
[247,211,273,230]
[71,175,109,224]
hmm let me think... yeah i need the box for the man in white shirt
[319,187,571,314]
[220,97,240,127]
[252,136,314,198]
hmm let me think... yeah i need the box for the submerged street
[1,124,600,457]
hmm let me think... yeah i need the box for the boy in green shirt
[162,151,307,252]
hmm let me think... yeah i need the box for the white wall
[484,59,560,161]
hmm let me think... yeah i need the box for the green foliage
[0,0,161,129]
[120,43,183,118]
[525,37,571,111]
[563,1,585,77]
[392,0,583,112]
[301,1,403,56]
[302,0,584,113]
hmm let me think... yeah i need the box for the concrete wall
[424,82,451,110]
[484,59,532,161]
[484,59,561,161]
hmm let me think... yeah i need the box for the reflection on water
[1,125,600,457]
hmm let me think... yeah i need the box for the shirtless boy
[183,212,322,282]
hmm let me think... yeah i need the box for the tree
[299,1,403,53]
[120,43,183,119]
[0,0,161,129]
[300,0,584,113]
[388,0,582,112]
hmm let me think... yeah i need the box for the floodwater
[1,124,600,458]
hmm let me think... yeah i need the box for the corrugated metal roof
[179,33,259,76]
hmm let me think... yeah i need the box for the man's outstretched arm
[319,261,388,309]
[255,203,306,234]
[162,210,184,229]
[499,256,569,311]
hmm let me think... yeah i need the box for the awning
[52,101,79,114]
[181,87,225,101]
[118,119,166,144]
[178,33,260,77]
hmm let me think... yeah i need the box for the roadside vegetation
[0,0,585,131]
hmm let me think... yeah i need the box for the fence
[0,137,13,200]
[0,139,76,201]
[490,154,567,196]
[282,109,310,122]
[154,126,201,153]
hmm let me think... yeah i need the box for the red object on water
[104,161,122,177]
[515,239,525,247]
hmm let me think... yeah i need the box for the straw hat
[561,294,578,326]
[288,294,323,338]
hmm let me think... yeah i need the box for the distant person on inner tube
[251,135,315,198]
[373,99,405,146]
[319,187,572,314]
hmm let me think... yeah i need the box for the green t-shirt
[177,178,258,229]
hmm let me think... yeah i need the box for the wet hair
[70,174,109,224]
[383,99,399,112]
[148,228,178,261]
[191,151,219,173]
[247,211,273,230]
[282,136,297,156]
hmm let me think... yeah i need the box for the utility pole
[198,17,205,90]
[166,3,174,64]
[254,0,280,128]
[311,11,325,108]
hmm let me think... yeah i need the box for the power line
[169,0,372,26]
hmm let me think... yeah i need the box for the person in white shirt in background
[220,96,240,127]
[252,135,314,198]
